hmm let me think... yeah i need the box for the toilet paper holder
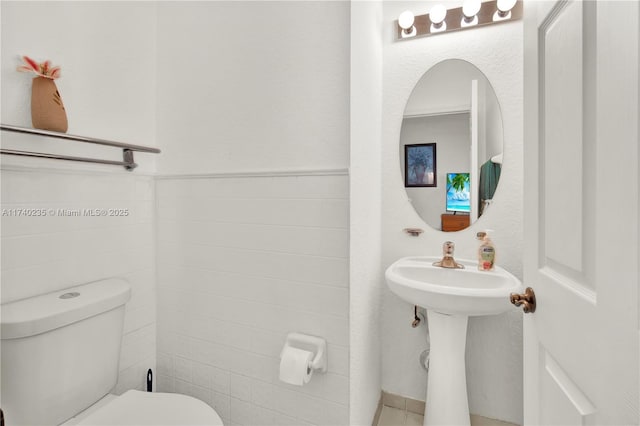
[280,332,327,373]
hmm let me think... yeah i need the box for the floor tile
[406,398,425,415]
[405,411,424,426]
[471,414,519,426]
[374,401,519,426]
[378,406,407,426]
[382,391,407,410]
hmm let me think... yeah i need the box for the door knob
[510,287,536,313]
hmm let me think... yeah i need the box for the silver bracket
[122,149,137,171]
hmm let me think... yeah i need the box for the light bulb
[496,0,517,19]
[461,0,481,26]
[429,4,447,32]
[462,0,481,19]
[497,0,517,13]
[398,10,415,30]
[429,4,447,25]
[398,10,416,38]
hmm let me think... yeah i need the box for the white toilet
[1,278,224,425]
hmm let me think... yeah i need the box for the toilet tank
[1,278,131,426]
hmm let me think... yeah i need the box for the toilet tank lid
[73,390,224,425]
[1,278,131,339]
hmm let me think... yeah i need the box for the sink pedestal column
[424,311,470,426]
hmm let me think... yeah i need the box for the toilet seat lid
[75,390,224,425]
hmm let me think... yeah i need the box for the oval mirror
[400,59,503,232]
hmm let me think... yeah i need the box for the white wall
[155,1,349,174]
[1,1,158,394]
[2,3,351,423]
[381,1,524,423]
[350,1,383,424]
[154,2,351,425]
[1,1,157,174]
[0,169,157,394]
[155,173,349,425]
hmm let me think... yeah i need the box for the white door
[523,1,639,424]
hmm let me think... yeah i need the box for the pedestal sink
[385,256,522,426]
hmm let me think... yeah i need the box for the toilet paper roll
[279,347,314,386]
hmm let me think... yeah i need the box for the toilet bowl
[1,278,224,426]
[62,390,223,425]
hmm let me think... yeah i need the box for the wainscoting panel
[0,167,157,394]
[156,170,350,426]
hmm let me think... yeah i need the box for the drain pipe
[411,305,422,327]
[411,305,430,372]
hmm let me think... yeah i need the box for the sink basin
[385,256,522,316]
[385,256,522,426]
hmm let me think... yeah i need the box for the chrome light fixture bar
[395,0,522,41]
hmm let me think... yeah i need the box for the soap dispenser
[476,231,496,271]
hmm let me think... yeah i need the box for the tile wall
[0,166,157,393]
[155,171,349,425]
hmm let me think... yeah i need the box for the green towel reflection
[479,159,501,216]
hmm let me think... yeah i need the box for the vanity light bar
[395,0,522,41]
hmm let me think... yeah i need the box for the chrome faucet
[433,241,465,269]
